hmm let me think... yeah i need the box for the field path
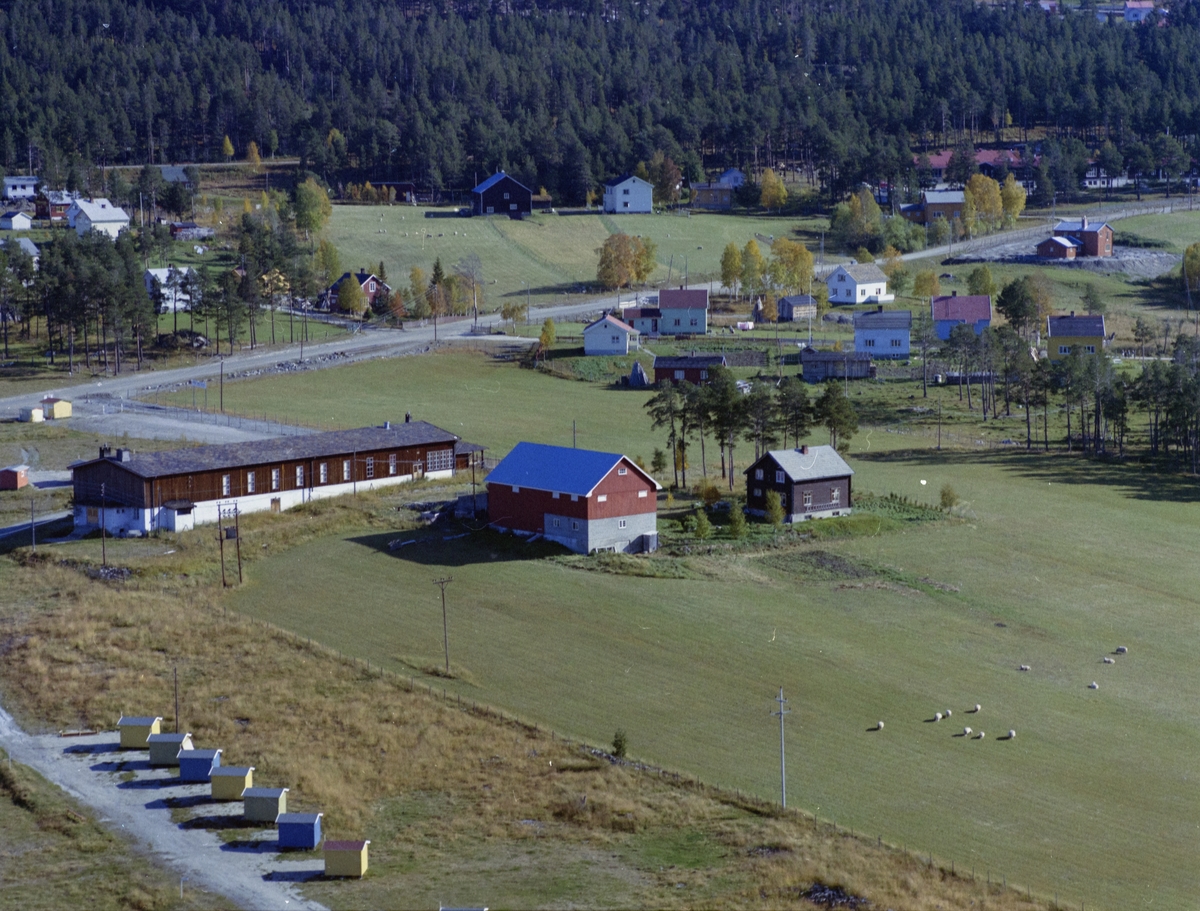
[0,703,327,911]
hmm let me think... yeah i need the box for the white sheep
[963,726,972,736]
[977,731,986,739]
[1089,681,1099,689]
[1019,665,1031,672]
[1103,656,1115,664]
[1116,646,1128,654]
[944,709,952,717]
[973,704,981,713]
[934,712,943,722]
[1008,729,1016,739]
[877,721,884,730]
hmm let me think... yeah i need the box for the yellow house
[1046,312,1106,362]
[210,766,255,801]
[18,405,43,423]
[40,397,72,419]
[324,839,370,878]
[118,715,162,749]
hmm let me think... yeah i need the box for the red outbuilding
[485,442,659,554]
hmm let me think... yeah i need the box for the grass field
[326,205,832,310]
[219,447,1200,909]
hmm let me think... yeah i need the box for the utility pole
[174,665,180,734]
[29,498,35,553]
[218,506,227,587]
[234,504,243,584]
[219,358,224,412]
[433,577,453,675]
[100,483,107,566]
[770,687,790,808]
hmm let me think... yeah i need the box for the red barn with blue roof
[485,443,659,554]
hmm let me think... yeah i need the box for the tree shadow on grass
[348,527,569,568]
[851,447,1200,503]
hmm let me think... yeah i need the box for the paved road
[0,705,327,910]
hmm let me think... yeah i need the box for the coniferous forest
[2,0,1199,202]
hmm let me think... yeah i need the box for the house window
[296,465,305,486]
[365,457,375,479]
[389,454,397,475]
[486,206,494,214]
[342,460,351,481]
[775,471,785,484]
[221,474,231,496]
[1085,346,1095,354]
[700,370,708,380]
[618,519,627,529]
[690,318,698,326]
[623,188,630,195]
[512,486,520,493]
[503,192,510,200]
[830,487,841,503]
[553,491,560,499]
[1059,346,1070,355]
[509,203,517,211]
[368,282,376,292]
[622,202,629,208]
[598,495,607,502]
[553,518,561,527]
[675,370,685,380]
[865,338,875,347]
[320,463,328,483]
[891,338,901,347]
[611,335,619,343]
[572,520,580,530]
[838,274,845,282]
[271,468,281,491]
[247,471,255,493]
[638,490,648,498]
[570,494,578,502]
[755,469,763,480]
[753,488,762,497]
[803,491,812,507]
[859,289,866,297]
[427,449,453,472]
[673,318,681,326]
[618,468,628,475]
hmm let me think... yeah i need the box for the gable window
[597,495,607,502]
[553,518,561,527]
[221,474,231,496]
[775,471,785,484]
[838,274,845,282]
[803,491,812,507]
[247,471,256,493]
[342,460,351,481]
[830,487,841,504]
[571,520,580,530]
[319,462,328,484]
[638,490,648,498]
[389,454,397,475]
[623,189,630,195]
[271,468,281,491]
[755,469,764,480]
[618,468,628,475]
[503,192,510,200]
[365,457,375,479]
[296,465,305,487]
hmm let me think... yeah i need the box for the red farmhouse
[652,354,726,385]
[486,442,660,554]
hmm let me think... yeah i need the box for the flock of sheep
[871,646,1130,742]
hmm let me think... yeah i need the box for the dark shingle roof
[652,354,727,370]
[854,309,912,330]
[800,348,872,363]
[603,173,645,187]
[1047,314,1106,337]
[79,423,461,479]
[932,295,992,322]
[485,442,659,496]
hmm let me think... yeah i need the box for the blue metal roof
[472,171,529,194]
[485,442,657,497]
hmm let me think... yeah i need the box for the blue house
[278,812,323,850]
[932,293,992,341]
[854,307,912,359]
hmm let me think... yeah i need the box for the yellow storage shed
[40,397,72,419]
[210,765,255,801]
[324,839,370,878]
[118,715,162,749]
[18,405,43,423]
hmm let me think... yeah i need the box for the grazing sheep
[1103,656,1115,664]
[977,731,986,739]
[944,709,952,717]
[972,704,982,713]
[934,712,943,722]
[877,721,884,730]
[963,726,972,736]
[1089,681,1099,689]
[1116,646,1128,654]
[1008,730,1016,739]
[1019,665,1031,672]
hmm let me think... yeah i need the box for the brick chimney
[799,445,809,455]
[1082,216,1088,231]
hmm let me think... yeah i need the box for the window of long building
[426,449,453,472]
[247,471,255,493]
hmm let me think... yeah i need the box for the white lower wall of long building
[72,469,454,535]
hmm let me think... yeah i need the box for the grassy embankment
[0,746,225,910]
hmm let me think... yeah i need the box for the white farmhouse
[2,176,39,201]
[826,263,894,305]
[583,313,639,355]
[73,199,131,239]
[603,174,653,213]
[853,307,911,359]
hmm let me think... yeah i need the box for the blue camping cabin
[278,812,323,850]
[178,748,222,783]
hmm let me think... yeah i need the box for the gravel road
[0,704,327,910]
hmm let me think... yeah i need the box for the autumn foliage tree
[596,233,657,289]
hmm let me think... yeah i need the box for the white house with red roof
[583,313,639,355]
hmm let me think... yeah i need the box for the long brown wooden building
[71,421,481,535]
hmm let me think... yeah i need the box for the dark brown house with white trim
[744,445,854,523]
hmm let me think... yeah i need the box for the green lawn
[226,448,1200,910]
[326,205,836,310]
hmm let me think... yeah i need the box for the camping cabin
[147,732,193,766]
[118,715,162,749]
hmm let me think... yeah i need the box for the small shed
[178,748,222,783]
[325,839,370,878]
[18,406,44,423]
[40,398,72,420]
[211,765,255,801]
[0,211,32,231]
[0,465,29,490]
[147,732,193,766]
[278,812,323,850]
[118,715,162,749]
[243,787,289,823]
